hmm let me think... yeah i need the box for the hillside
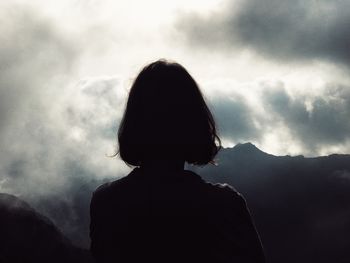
[0,193,92,263]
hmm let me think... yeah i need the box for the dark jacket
[90,168,265,263]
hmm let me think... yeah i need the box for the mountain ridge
[199,142,350,263]
[1,142,350,263]
[224,142,350,158]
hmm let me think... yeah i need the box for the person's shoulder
[185,170,241,196]
[201,179,245,203]
[213,182,241,196]
[92,171,134,201]
[90,176,131,214]
[214,181,241,195]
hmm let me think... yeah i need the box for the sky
[1,0,350,198]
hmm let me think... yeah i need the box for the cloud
[176,0,350,67]
[0,6,75,131]
[204,79,350,155]
[209,94,261,143]
[0,5,78,187]
[174,0,350,154]
[261,83,350,152]
[0,4,129,246]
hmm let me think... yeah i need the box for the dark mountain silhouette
[0,193,92,263]
[2,143,349,262]
[194,143,350,263]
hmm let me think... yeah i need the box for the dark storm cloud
[261,83,350,151]
[210,95,260,142]
[177,0,350,66]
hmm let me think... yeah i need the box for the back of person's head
[118,59,221,166]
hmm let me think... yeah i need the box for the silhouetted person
[90,60,265,263]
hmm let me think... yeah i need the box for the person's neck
[140,159,185,172]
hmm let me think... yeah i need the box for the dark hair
[118,59,221,166]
